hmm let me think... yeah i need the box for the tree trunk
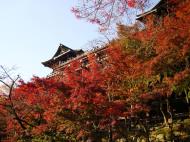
[166,97,173,123]
[166,97,174,142]
[108,124,113,142]
[140,122,150,142]
[184,90,190,117]
[160,101,168,126]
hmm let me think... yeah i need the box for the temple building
[42,44,107,77]
[42,44,84,77]
[42,0,170,78]
[136,0,169,25]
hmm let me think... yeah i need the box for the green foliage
[151,119,190,141]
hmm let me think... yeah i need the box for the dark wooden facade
[42,44,107,77]
[136,0,169,25]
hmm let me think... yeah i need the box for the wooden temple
[42,44,84,77]
[42,44,107,77]
[42,0,171,78]
[136,0,169,25]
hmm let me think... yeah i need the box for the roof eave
[136,9,157,20]
[41,60,53,67]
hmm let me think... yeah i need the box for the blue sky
[0,0,159,81]
[0,0,103,81]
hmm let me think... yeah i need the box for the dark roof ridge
[52,44,72,59]
[136,0,165,20]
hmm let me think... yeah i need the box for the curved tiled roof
[42,44,84,68]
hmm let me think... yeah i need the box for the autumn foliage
[72,0,149,30]
[1,0,190,141]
